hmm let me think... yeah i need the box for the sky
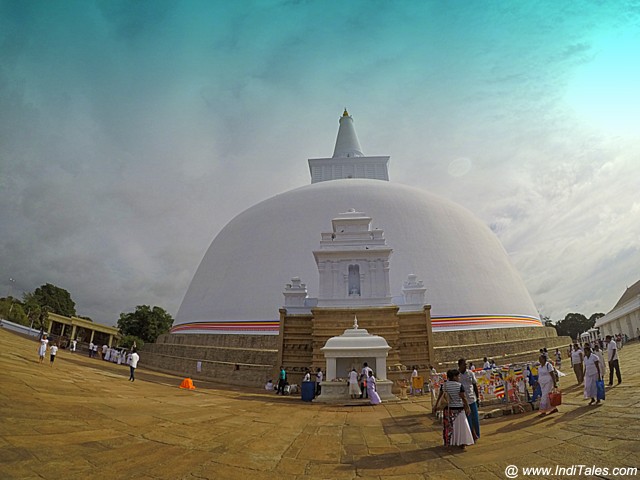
[1,0,639,327]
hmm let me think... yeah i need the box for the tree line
[0,283,173,347]
[543,312,605,340]
[2,283,605,347]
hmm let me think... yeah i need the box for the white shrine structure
[317,316,396,403]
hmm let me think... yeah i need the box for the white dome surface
[173,179,541,334]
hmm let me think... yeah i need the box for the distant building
[595,279,640,338]
[47,312,120,347]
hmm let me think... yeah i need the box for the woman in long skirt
[367,371,382,405]
[432,369,474,450]
[583,345,601,405]
[536,354,558,416]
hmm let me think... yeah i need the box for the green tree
[30,283,76,317]
[117,305,173,344]
[555,313,595,340]
[0,297,28,325]
[119,334,144,350]
[23,293,43,329]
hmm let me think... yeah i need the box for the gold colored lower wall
[277,306,433,387]
[139,315,570,389]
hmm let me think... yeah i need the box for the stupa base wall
[432,326,572,370]
[139,324,571,389]
[140,333,279,388]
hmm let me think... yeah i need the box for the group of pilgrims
[98,343,132,365]
[37,336,130,367]
[429,334,624,452]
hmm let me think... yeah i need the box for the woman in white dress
[38,335,49,364]
[367,371,382,405]
[582,345,601,405]
[535,354,558,416]
[348,368,360,399]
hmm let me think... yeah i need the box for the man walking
[571,343,584,385]
[277,366,287,395]
[129,349,140,382]
[458,358,480,441]
[606,335,622,385]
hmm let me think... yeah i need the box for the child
[50,343,59,366]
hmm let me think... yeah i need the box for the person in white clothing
[348,368,360,399]
[411,366,420,394]
[315,368,323,396]
[606,335,622,385]
[38,335,49,364]
[302,369,311,382]
[570,343,584,385]
[129,349,140,382]
[582,345,601,405]
[49,343,59,366]
[367,371,382,405]
[70,339,77,352]
[535,354,558,416]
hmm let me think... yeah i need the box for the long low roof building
[595,279,640,339]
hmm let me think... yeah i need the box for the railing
[0,318,41,337]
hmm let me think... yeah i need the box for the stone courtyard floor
[1,328,639,480]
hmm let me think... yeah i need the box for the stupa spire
[308,110,389,183]
[332,108,364,158]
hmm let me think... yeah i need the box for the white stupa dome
[173,112,541,335]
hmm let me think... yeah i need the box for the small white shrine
[315,316,397,403]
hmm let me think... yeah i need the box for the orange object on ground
[179,378,196,390]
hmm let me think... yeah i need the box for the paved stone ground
[1,328,638,480]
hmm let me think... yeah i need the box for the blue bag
[596,379,605,401]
